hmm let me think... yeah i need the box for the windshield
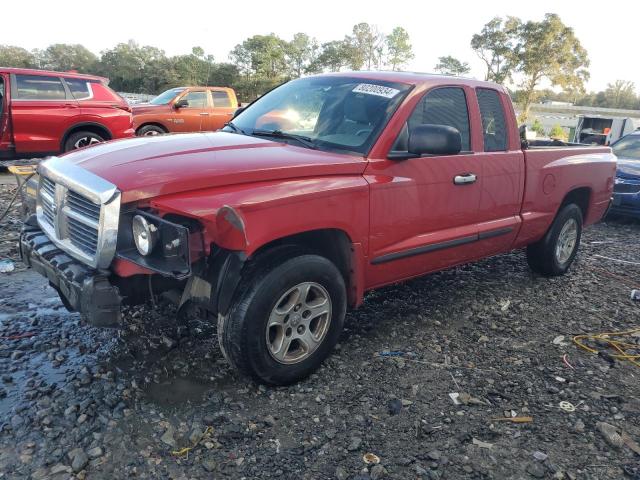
[150,87,186,105]
[612,134,640,161]
[227,76,411,155]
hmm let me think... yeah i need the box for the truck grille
[614,182,640,194]
[35,157,121,269]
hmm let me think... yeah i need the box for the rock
[203,459,217,472]
[50,464,70,475]
[533,451,548,461]
[415,464,429,475]
[573,420,585,433]
[161,335,178,349]
[427,450,442,461]
[336,465,349,480]
[370,464,386,480]
[596,422,623,448]
[77,414,88,424]
[347,437,362,451]
[387,398,402,415]
[87,447,103,459]
[161,425,177,447]
[526,462,546,478]
[71,451,89,473]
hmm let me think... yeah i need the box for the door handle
[64,103,79,108]
[453,173,477,185]
[199,112,209,116]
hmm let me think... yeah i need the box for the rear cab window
[392,86,471,153]
[212,90,232,108]
[476,88,508,152]
[14,75,67,100]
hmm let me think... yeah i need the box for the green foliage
[41,44,97,72]
[385,27,414,71]
[470,17,519,83]
[548,124,567,140]
[345,23,385,70]
[0,45,38,68]
[434,56,471,76]
[532,119,546,136]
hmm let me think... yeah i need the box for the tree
[0,45,37,68]
[471,17,519,83]
[313,40,350,72]
[230,34,288,79]
[40,44,97,72]
[434,56,470,76]
[286,33,320,77]
[97,41,167,92]
[531,119,546,137]
[603,80,636,109]
[385,27,413,71]
[513,14,589,121]
[345,23,385,70]
[548,124,568,140]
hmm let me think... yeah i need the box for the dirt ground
[1,173,639,480]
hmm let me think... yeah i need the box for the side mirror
[232,106,246,119]
[409,124,462,156]
[174,99,189,109]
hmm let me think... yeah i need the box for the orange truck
[132,86,238,136]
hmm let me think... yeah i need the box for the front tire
[137,124,166,136]
[64,131,104,152]
[218,250,346,386]
[526,203,583,276]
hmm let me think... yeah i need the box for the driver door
[365,86,482,288]
[171,89,209,132]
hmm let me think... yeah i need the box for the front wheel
[526,203,583,276]
[218,251,346,385]
[64,131,104,152]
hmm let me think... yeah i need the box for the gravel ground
[1,174,640,480]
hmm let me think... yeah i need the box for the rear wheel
[218,249,346,385]
[64,131,104,152]
[526,203,583,276]
[137,124,166,136]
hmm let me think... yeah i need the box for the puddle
[144,377,214,407]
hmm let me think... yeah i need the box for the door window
[393,87,471,152]
[180,91,207,108]
[212,91,232,108]
[477,88,507,151]
[15,75,67,100]
[64,78,93,100]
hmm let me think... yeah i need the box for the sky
[4,0,639,92]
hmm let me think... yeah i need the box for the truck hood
[57,132,367,203]
[616,158,640,179]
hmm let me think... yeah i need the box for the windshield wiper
[251,129,318,150]
[224,121,246,135]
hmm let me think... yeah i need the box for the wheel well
[62,123,111,149]
[250,229,353,301]
[136,123,168,134]
[561,187,591,220]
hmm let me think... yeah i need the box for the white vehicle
[573,115,638,145]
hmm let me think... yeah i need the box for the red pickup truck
[0,67,134,159]
[21,72,615,385]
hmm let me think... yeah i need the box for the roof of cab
[0,67,108,83]
[315,70,506,92]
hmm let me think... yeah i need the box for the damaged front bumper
[20,221,122,327]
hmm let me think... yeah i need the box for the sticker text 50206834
[352,84,400,98]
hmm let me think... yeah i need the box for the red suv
[0,68,134,159]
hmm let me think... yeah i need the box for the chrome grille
[40,177,56,226]
[35,156,121,269]
[67,191,101,221]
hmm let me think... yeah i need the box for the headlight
[132,215,158,256]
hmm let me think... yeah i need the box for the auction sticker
[352,83,400,98]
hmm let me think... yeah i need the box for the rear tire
[137,125,166,136]
[64,131,105,152]
[218,248,346,386]
[526,203,583,276]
